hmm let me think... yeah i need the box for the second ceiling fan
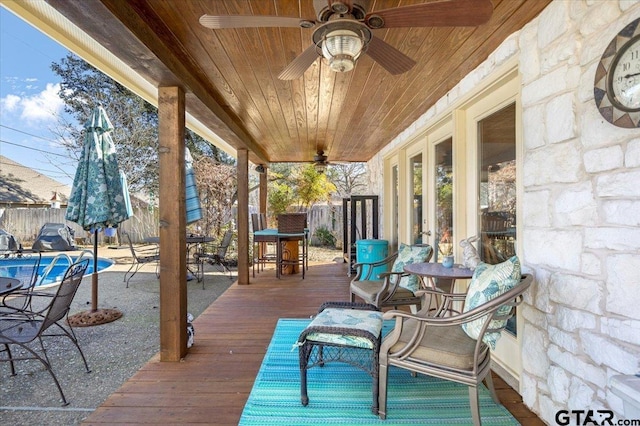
[200,0,494,80]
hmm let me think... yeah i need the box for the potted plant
[438,230,454,268]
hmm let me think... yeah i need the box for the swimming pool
[0,254,114,287]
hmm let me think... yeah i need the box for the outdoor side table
[297,301,383,414]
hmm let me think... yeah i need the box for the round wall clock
[594,17,640,128]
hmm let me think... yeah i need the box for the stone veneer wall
[369,1,640,423]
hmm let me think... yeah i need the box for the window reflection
[478,104,517,265]
[410,154,423,244]
[435,139,453,262]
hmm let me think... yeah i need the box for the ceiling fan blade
[278,45,320,80]
[199,14,315,29]
[365,0,493,29]
[365,36,416,75]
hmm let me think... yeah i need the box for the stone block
[523,229,582,271]
[556,305,597,331]
[581,252,602,276]
[606,254,640,320]
[521,372,540,409]
[625,138,640,167]
[554,182,597,226]
[601,317,640,346]
[522,324,550,377]
[585,227,640,251]
[549,326,580,355]
[546,93,576,144]
[548,344,607,388]
[522,65,570,105]
[522,304,549,329]
[522,105,546,150]
[548,365,570,402]
[603,200,640,226]
[584,146,624,173]
[537,2,569,49]
[523,190,551,226]
[569,376,596,408]
[580,331,640,373]
[550,273,603,314]
[524,142,582,186]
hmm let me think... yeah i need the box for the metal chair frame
[0,259,91,406]
[193,230,234,287]
[378,274,533,424]
[1,250,43,313]
[123,232,159,288]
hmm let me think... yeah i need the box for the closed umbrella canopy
[66,106,130,230]
[65,105,131,325]
[185,147,202,224]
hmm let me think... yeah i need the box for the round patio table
[403,262,473,293]
[0,277,21,296]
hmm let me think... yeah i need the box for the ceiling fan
[313,150,329,173]
[199,0,493,80]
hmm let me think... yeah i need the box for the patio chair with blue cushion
[350,243,433,310]
[378,256,533,425]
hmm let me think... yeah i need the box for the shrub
[313,226,336,248]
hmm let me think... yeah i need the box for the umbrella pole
[92,228,98,311]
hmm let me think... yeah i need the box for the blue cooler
[356,239,389,279]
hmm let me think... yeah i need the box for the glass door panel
[410,154,423,244]
[478,103,517,335]
[391,164,399,253]
[434,138,453,262]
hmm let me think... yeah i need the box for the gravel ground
[0,245,342,425]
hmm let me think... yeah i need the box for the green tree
[268,181,296,218]
[266,163,337,215]
[294,164,336,209]
[50,53,233,197]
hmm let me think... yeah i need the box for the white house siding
[369,1,640,423]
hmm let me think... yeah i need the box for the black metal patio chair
[123,231,160,288]
[0,249,42,313]
[193,230,234,287]
[0,259,91,406]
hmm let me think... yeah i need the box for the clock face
[594,17,640,128]
[609,36,640,111]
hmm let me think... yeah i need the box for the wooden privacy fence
[1,202,375,250]
[0,207,159,245]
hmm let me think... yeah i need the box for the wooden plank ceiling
[45,0,551,166]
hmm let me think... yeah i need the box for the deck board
[81,261,542,425]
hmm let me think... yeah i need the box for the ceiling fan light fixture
[321,29,364,73]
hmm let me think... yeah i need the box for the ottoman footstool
[297,302,383,414]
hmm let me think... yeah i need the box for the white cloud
[1,93,20,111]
[19,83,64,123]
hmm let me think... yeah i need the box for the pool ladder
[36,250,94,285]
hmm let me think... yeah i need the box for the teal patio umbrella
[185,147,202,224]
[65,105,131,326]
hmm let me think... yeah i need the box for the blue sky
[0,6,76,188]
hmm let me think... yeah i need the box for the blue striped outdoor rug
[239,318,519,425]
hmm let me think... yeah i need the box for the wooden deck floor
[82,261,543,425]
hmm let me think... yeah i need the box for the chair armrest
[352,253,398,281]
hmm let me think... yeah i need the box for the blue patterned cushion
[461,256,521,349]
[300,308,383,349]
[390,243,432,293]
